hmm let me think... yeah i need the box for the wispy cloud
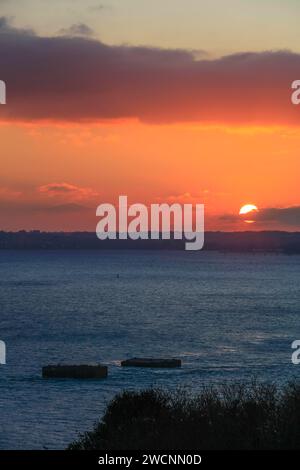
[58,23,94,38]
[38,182,100,202]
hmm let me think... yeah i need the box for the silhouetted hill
[0,231,300,253]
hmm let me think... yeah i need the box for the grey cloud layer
[0,17,300,123]
[221,206,300,228]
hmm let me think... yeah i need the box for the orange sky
[1,119,300,231]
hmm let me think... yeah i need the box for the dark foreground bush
[68,381,300,450]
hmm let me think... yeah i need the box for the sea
[0,249,299,449]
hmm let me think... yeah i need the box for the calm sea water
[0,249,299,449]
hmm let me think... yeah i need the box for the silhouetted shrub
[68,380,300,450]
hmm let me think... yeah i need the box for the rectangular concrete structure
[121,358,181,368]
[42,364,108,379]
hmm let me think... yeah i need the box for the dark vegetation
[69,381,300,450]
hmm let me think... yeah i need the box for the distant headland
[0,231,300,253]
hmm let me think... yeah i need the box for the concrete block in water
[121,358,181,368]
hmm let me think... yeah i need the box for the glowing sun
[239,204,258,215]
[239,204,258,223]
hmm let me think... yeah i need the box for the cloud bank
[0,17,300,124]
[221,206,300,229]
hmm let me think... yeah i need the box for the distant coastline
[0,231,300,253]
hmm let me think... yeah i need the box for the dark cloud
[255,206,300,226]
[59,23,94,38]
[0,16,34,36]
[221,206,300,229]
[0,17,300,124]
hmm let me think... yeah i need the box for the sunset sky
[0,0,300,231]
